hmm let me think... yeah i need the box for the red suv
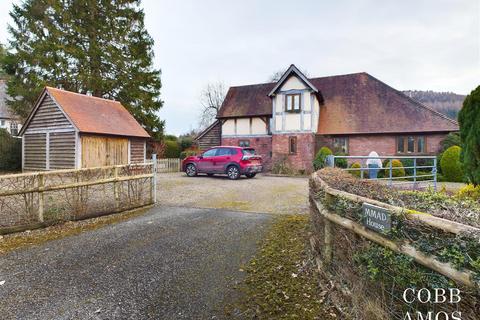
[182,146,263,180]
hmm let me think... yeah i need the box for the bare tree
[199,81,227,129]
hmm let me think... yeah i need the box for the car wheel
[185,164,197,177]
[227,165,240,180]
[245,173,256,178]
[207,173,214,177]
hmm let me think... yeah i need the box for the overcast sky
[1,0,479,135]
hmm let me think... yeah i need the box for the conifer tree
[458,85,480,185]
[5,0,164,139]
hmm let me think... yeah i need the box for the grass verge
[0,206,151,255]
[227,214,338,319]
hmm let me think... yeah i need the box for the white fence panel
[156,158,181,173]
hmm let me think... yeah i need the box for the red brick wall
[347,135,397,156]
[318,133,450,157]
[272,133,316,173]
[221,136,272,170]
[426,134,449,154]
[221,133,450,173]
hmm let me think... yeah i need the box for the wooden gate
[81,135,128,168]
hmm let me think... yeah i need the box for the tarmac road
[0,206,273,319]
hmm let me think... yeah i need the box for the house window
[397,137,404,153]
[239,140,250,147]
[333,137,348,153]
[417,137,425,153]
[407,136,415,153]
[289,136,297,154]
[397,136,427,154]
[285,93,301,112]
[0,120,4,127]
[10,122,18,136]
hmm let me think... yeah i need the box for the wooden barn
[19,87,150,171]
[194,120,221,150]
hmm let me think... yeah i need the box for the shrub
[437,132,461,175]
[350,162,361,177]
[383,159,405,178]
[271,156,294,175]
[400,158,435,176]
[164,134,178,142]
[0,129,21,171]
[178,136,193,151]
[458,85,480,185]
[400,158,414,176]
[335,152,348,169]
[440,132,461,153]
[440,146,464,182]
[164,140,181,158]
[456,184,480,201]
[313,146,332,171]
[179,149,199,159]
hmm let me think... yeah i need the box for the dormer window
[285,93,301,112]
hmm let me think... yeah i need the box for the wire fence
[0,162,156,234]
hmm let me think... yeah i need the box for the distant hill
[402,90,465,120]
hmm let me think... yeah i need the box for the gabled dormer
[269,64,320,133]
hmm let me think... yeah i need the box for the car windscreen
[242,148,256,156]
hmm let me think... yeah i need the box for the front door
[196,148,217,173]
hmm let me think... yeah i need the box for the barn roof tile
[42,87,150,138]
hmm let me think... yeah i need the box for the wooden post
[38,173,44,223]
[152,154,157,204]
[413,158,417,190]
[74,171,80,212]
[114,166,119,211]
[324,220,333,265]
[323,193,334,266]
[389,159,393,187]
[312,197,476,288]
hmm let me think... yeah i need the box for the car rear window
[242,148,256,156]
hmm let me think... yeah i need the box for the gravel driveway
[0,206,273,319]
[157,173,309,214]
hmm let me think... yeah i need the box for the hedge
[0,129,21,171]
[313,146,332,170]
[440,146,464,182]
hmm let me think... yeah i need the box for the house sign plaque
[362,203,391,233]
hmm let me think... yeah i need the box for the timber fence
[0,163,156,234]
[152,158,181,173]
[309,170,480,319]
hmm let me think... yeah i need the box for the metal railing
[326,155,437,190]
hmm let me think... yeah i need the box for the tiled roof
[217,82,276,118]
[218,72,459,134]
[44,87,150,138]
